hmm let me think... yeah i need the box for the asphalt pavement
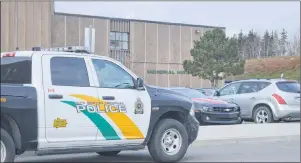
[16,135,300,162]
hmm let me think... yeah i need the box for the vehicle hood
[145,85,193,111]
[191,97,238,108]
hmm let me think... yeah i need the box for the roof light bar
[41,46,91,54]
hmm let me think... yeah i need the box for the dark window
[1,57,32,84]
[237,82,271,94]
[50,57,90,87]
[92,59,134,89]
[276,81,300,93]
[110,32,129,50]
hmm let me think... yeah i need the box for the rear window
[276,81,300,93]
[1,57,32,84]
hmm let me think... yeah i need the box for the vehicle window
[219,82,241,96]
[1,57,32,84]
[237,82,270,94]
[92,59,134,89]
[50,57,90,87]
[276,81,300,93]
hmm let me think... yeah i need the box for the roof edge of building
[54,12,226,29]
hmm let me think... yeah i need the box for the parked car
[196,88,217,97]
[167,87,242,125]
[213,79,300,123]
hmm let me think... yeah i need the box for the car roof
[231,78,296,84]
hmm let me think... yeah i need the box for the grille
[213,107,235,113]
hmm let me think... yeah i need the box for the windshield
[171,88,207,98]
[1,57,32,84]
[276,81,300,93]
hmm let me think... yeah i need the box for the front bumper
[186,115,199,145]
[195,111,241,125]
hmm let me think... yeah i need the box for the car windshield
[276,81,300,93]
[171,89,207,98]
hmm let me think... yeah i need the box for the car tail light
[2,52,15,57]
[272,94,286,104]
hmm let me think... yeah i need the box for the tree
[183,28,245,88]
[280,29,288,56]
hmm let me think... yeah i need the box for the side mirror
[214,90,220,96]
[136,78,145,90]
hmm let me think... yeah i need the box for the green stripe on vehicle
[61,101,120,140]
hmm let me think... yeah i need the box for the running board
[36,144,145,156]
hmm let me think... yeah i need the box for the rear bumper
[274,105,300,120]
[195,111,241,125]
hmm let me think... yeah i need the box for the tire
[1,128,16,162]
[253,105,274,123]
[96,151,121,156]
[237,117,243,124]
[148,119,189,163]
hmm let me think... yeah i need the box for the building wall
[1,1,224,88]
[1,1,52,52]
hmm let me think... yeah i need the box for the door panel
[89,58,151,142]
[42,55,98,142]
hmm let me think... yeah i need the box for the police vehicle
[0,46,199,162]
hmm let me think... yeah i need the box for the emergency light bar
[40,46,91,54]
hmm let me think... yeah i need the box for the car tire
[237,117,243,124]
[148,118,189,163]
[96,151,121,156]
[1,128,16,162]
[253,105,274,123]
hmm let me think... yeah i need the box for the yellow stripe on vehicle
[70,94,144,139]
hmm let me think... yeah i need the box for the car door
[235,81,271,118]
[87,57,151,144]
[42,55,98,143]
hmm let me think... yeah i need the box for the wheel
[96,151,121,156]
[148,119,189,163]
[1,128,16,162]
[253,105,274,123]
[237,117,243,124]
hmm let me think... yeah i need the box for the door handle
[250,97,256,100]
[48,94,63,99]
[102,96,115,100]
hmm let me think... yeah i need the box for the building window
[110,32,129,50]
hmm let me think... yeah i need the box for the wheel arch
[252,103,276,120]
[142,107,189,146]
[1,113,22,150]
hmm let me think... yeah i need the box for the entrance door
[42,55,98,142]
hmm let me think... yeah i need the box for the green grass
[236,68,300,81]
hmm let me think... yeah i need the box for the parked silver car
[213,79,300,123]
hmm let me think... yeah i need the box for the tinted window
[1,57,32,84]
[219,82,241,96]
[276,81,300,93]
[238,82,271,94]
[172,89,206,98]
[51,57,90,87]
[92,59,134,89]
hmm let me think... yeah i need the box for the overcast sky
[55,1,300,40]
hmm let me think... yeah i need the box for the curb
[191,135,300,146]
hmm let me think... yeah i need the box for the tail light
[272,94,286,104]
[2,52,15,57]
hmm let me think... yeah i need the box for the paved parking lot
[16,135,300,162]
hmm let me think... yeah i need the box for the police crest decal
[134,97,144,114]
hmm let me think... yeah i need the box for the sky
[55,1,300,40]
